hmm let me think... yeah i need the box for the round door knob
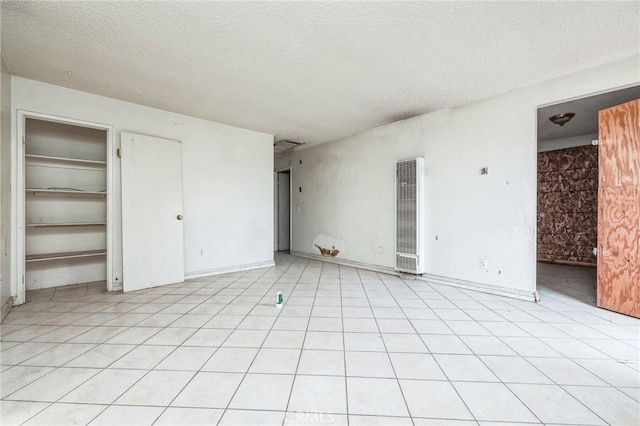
[177,214,183,220]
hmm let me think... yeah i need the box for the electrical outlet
[377,246,384,254]
[199,249,204,256]
[479,258,488,269]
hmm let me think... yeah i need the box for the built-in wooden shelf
[26,154,106,166]
[26,222,106,228]
[26,250,107,263]
[23,117,109,290]
[26,188,106,196]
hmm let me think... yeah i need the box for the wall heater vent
[395,157,425,274]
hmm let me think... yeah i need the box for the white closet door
[121,132,184,292]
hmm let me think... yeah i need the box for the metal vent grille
[396,254,417,272]
[395,157,424,274]
[274,139,304,153]
[396,159,417,255]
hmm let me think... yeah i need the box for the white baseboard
[185,260,276,280]
[290,251,537,302]
[1,296,14,323]
[416,273,537,302]
[290,251,399,276]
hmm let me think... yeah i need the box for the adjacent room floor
[537,261,597,305]
[1,253,638,425]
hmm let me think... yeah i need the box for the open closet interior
[24,117,108,291]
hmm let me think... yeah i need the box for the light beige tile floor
[1,256,638,425]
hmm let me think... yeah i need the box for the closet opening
[16,112,113,304]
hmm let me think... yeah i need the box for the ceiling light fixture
[549,112,575,126]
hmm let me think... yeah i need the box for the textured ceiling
[538,85,640,142]
[2,1,639,146]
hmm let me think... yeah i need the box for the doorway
[15,111,113,306]
[275,169,291,252]
[536,86,640,314]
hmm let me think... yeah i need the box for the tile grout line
[399,274,610,425]
[408,275,547,424]
[356,269,414,422]
[375,272,476,424]
[281,258,325,424]
[12,270,262,425]
[151,258,295,425]
[56,272,258,426]
[214,256,302,424]
[157,254,303,423]
[410,276,550,423]
[403,277,568,422]
[339,264,351,425]
[2,255,637,426]
[447,285,617,424]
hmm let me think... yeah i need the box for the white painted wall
[290,56,639,297]
[10,77,274,293]
[538,133,597,152]
[1,57,13,317]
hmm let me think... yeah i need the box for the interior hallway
[1,254,638,425]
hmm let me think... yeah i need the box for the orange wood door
[597,98,640,318]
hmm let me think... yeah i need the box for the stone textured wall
[537,145,598,265]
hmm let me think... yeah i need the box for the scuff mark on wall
[315,244,340,257]
[313,234,345,258]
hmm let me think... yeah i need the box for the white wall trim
[1,296,13,323]
[536,81,640,109]
[185,260,275,280]
[105,126,114,292]
[292,250,537,302]
[291,250,399,276]
[416,273,538,302]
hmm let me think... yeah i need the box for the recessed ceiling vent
[274,139,305,153]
